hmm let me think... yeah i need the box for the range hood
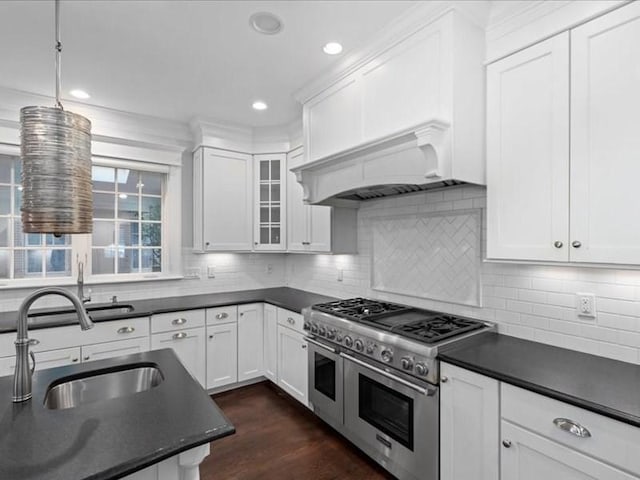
[291,120,477,208]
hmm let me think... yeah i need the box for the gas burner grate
[392,316,484,344]
[312,298,411,322]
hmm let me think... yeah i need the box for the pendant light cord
[55,0,63,110]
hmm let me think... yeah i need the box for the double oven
[307,336,439,480]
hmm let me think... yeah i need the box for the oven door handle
[340,352,436,396]
[305,336,338,354]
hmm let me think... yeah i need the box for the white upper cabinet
[287,147,357,254]
[254,153,286,251]
[569,1,640,264]
[487,2,640,266]
[193,147,253,252]
[487,32,570,262]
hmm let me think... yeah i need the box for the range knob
[310,323,318,334]
[401,357,414,371]
[303,321,311,331]
[381,349,393,363]
[344,336,353,348]
[354,339,364,352]
[415,363,429,376]
[336,333,343,342]
[318,326,326,336]
[366,343,375,354]
[326,328,336,340]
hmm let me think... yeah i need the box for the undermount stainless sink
[29,304,135,324]
[44,364,164,410]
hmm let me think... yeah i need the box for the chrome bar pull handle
[553,418,591,438]
[172,318,187,325]
[173,332,188,340]
[215,312,228,320]
[117,326,135,334]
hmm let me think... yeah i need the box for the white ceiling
[0,0,416,128]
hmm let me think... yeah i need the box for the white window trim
[0,142,183,288]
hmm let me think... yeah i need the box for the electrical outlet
[337,269,343,282]
[576,293,596,318]
[266,263,273,274]
[184,267,201,279]
[207,265,215,278]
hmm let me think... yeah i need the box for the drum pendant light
[20,0,93,234]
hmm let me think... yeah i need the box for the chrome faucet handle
[29,350,36,374]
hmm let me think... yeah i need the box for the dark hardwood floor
[201,381,394,480]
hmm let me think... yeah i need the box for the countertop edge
[438,353,640,429]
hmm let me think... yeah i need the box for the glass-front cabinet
[253,153,286,251]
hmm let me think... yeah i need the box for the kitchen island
[0,348,234,480]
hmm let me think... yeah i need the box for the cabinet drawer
[277,308,304,334]
[152,309,205,333]
[502,383,640,476]
[206,306,238,325]
[84,317,150,344]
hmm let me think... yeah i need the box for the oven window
[314,352,336,401]
[358,374,414,450]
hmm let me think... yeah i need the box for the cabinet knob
[208,335,214,339]
[173,332,188,340]
[554,241,563,248]
[572,241,582,248]
[72,358,79,362]
[441,376,448,383]
[287,317,295,325]
[29,338,40,346]
[172,318,187,325]
[205,242,210,247]
[117,326,135,334]
[254,242,258,246]
[83,356,90,361]
[215,312,228,320]
[302,344,307,349]
[502,440,512,448]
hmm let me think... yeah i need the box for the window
[91,166,163,275]
[0,154,168,282]
[0,156,72,279]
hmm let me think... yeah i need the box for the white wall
[286,185,640,365]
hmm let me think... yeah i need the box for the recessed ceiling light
[69,89,90,99]
[323,42,343,55]
[249,12,283,35]
[252,101,268,111]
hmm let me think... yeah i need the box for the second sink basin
[44,364,164,410]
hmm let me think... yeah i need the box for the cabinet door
[277,326,308,406]
[82,337,150,363]
[570,2,640,264]
[151,327,206,386]
[308,206,332,252]
[254,154,286,251]
[206,322,237,389]
[198,148,253,251]
[501,421,636,480]
[440,363,499,480]
[287,147,310,252]
[263,304,278,382]
[0,347,81,376]
[237,303,264,381]
[486,32,570,261]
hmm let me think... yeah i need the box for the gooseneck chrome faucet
[13,288,94,403]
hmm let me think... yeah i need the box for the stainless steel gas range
[303,298,494,480]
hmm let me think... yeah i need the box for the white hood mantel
[290,120,461,207]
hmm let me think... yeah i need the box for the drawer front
[83,317,150,344]
[152,309,205,333]
[502,383,640,476]
[277,308,304,334]
[206,305,238,325]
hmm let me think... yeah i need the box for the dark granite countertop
[439,332,640,428]
[0,348,235,480]
[0,287,338,334]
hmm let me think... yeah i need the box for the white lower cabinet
[206,322,238,389]
[276,321,308,407]
[440,362,500,480]
[82,337,150,363]
[151,327,206,386]
[501,421,636,480]
[263,304,278,382]
[237,303,264,382]
[0,346,81,377]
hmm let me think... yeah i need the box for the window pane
[141,223,160,246]
[271,184,280,202]
[118,169,139,194]
[140,172,162,196]
[141,196,161,221]
[14,160,21,184]
[271,207,280,223]
[94,193,115,219]
[26,233,42,247]
[271,227,280,244]
[92,166,115,191]
[93,221,115,247]
[141,248,161,272]
[260,184,269,202]
[13,219,23,247]
[118,222,139,246]
[14,186,22,212]
[0,161,11,184]
[0,218,8,247]
[260,161,269,181]
[118,248,138,274]
[92,248,115,275]
[118,194,139,220]
[0,250,9,278]
[0,186,10,215]
[260,227,269,244]
[46,249,71,276]
[271,160,280,181]
[260,206,269,223]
